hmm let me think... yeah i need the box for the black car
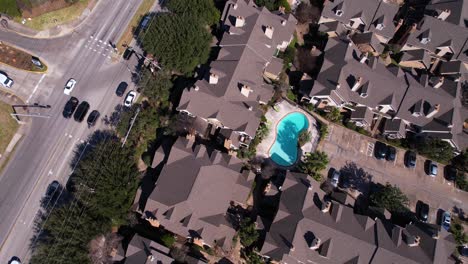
[445,165,458,182]
[123,47,134,60]
[73,101,90,122]
[418,202,429,222]
[46,180,60,198]
[386,146,396,161]
[374,141,387,160]
[116,82,128,97]
[87,110,100,127]
[405,151,417,168]
[63,97,79,118]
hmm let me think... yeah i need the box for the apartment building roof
[144,138,254,250]
[260,172,457,264]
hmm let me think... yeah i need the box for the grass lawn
[13,0,90,31]
[0,42,47,72]
[116,0,156,53]
[0,101,19,155]
[0,0,22,17]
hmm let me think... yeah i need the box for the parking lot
[318,123,468,224]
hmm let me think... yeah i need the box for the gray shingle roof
[425,0,468,27]
[177,0,296,141]
[144,138,253,250]
[118,234,174,264]
[260,172,457,264]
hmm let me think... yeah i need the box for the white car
[64,78,76,95]
[0,73,14,88]
[124,90,136,107]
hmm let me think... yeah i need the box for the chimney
[309,238,321,250]
[425,104,440,118]
[264,26,274,39]
[235,16,245,27]
[209,73,219,84]
[360,53,368,63]
[278,6,286,14]
[395,18,403,32]
[351,76,363,92]
[407,235,421,247]
[392,226,402,246]
[193,85,200,91]
[437,9,451,21]
[233,3,238,9]
[321,200,332,213]
[433,77,444,89]
[241,85,253,97]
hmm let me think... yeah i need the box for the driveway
[318,123,468,224]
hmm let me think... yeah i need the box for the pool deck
[257,100,319,160]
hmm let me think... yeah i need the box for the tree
[142,13,212,74]
[415,138,454,164]
[255,0,291,12]
[238,218,259,247]
[141,70,173,105]
[298,130,311,146]
[71,139,140,226]
[370,183,409,213]
[452,151,468,172]
[167,0,220,26]
[450,218,468,245]
[294,2,321,24]
[244,250,264,264]
[324,107,342,123]
[299,151,329,181]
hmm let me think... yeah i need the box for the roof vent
[264,26,274,39]
[209,73,219,84]
[281,20,287,26]
[309,238,321,250]
[335,9,343,16]
[407,235,421,247]
[321,200,332,213]
[420,29,431,44]
[376,23,385,30]
[194,85,199,91]
[437,9,451,21]
[360,53,368,63]
[425,104,440,118]
[147,255,155,262]
[412,100,424,117]
[233,3,238,9]
[433,77,444,89]
[235,16,245,27]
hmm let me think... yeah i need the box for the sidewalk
[0,0,98,38]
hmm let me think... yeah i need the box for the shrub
[299,151,329,181]
[370,183,409,214]
[298,130,311,146]
[319,124,328,139]
[238,218,259,247]
[160,233,176,248]
[286,89,297,101]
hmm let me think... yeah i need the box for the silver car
[0,73,14,88]
[124,90,136,107]
[330,170,340,188]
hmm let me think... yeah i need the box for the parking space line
[366,142,374,157]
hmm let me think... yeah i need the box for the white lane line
[93,49,97,52]
[102,53,106,57]
[107,56,111,59]
[99,40,102,43]
[26,74,46,103]
[89,35,93,39]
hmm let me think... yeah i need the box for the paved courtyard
[319,123,468,224]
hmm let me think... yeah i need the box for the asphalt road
[0,0,146,262]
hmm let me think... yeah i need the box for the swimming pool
[269,112,309,166]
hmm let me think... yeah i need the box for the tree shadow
[69,130,118,170]
[340,162,373,196]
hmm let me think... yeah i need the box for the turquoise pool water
[269,112,309,166]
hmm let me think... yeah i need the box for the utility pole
[121,107,141,147]
[10,103,52,123]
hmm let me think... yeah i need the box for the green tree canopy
[452,151,468,172]
[167,0,220,25]
[370,183,409,213]
[299,151,329,181]
[415,138,454,164]
[142,12,212,74]
[71,140,140,226]
[238,217,259,247]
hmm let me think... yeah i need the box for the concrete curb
[0,41,49,74]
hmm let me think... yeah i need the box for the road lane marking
[99,40,102,43]
[26,74,46,103]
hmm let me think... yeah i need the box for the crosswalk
[83,35,118,59]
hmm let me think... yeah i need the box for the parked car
[330,169,340,188]
[46,181,60,198]
[460,245,468,257]
[445,165,457,182]
[427,160,438,177]
[418,202,429,222]
[405,151,417,168]
[386,146,396,161]
[441,211,451,230]
[140,15,152,31]
[87,110,100,127]
[116,82,128,97]
[62,97,79,118]
[63,78,76,95]
[0,72,14,88]
[123,47,134,60]
[374,141,387,160]
[9,257,21,264]
[73,101,90,122]
[124,91,136,107]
